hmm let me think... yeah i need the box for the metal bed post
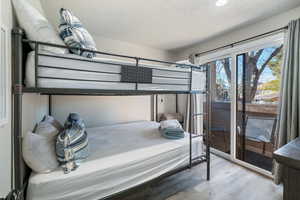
[206,64,211,181]
[135,58,139,91]
[49,95,52,116]
[34,43,39,89]
[188,67,193,169]
[189,93,192,169]
[12,28,24,199]
[175,94,178,113]
[155,94,159,122]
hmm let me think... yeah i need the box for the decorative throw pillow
[22,116,63,173]
[22,132,59,173]
[56,113,89,174]
[12,0,67,54]
[59,8,97,58]
[27,0,46,16]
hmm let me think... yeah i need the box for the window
[0,25,8,126]
[207,57,232,102]
[202,57,232,154]
[236,44,283,171]
[198,32,284,174]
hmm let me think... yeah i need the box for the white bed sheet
[26,121,203,200]
[25,51,202,91]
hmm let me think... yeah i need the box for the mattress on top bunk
[26,121,203,200]
[25,51,205,91]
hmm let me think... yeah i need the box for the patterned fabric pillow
[59,8,97,58]
[56,113,89,174]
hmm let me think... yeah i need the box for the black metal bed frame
[11,27,212,200]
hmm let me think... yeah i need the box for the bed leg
[206,146,210,181]
[12,28,25,199]
[206,64,211,181]
[49,95,52,116]
[189,93,192,169]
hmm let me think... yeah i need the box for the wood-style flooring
[122,155,283,200]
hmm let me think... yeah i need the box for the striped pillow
[56,113,89,174]
[59,8,97,58]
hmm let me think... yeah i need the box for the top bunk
[13,28,208,96]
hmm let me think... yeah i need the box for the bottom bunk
[26,121,204,200]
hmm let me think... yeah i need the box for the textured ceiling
[41,0,300,50]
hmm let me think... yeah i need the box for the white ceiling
[41,0,300,50]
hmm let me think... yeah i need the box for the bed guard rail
[19,37,207,94]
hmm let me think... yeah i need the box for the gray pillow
[22,116,63,173]
[22,132,59,173]
[35,115,63,138]
[59,8,97,58]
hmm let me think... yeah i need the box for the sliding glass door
[199,33,284,174]
[236,45,283,171]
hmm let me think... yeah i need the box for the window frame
[195,32,285,177]
[0,24,9,127]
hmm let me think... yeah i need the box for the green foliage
[268,49,283,79]
[258,48,283,93]
[259,79,280,91]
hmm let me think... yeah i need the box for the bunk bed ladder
[188,65,211,181]
[206,64,211,181]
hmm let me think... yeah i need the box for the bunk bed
[12,27,212,200]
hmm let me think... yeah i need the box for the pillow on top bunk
[23,116,63,173]
[12,0,67,54]
[59,8,97,58]
[27,0,46,16]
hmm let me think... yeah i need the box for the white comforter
[26,121,202,200]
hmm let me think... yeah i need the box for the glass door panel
[205,57,232,154]
[236,45,283,171]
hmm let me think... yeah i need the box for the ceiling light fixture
[216,0,228,7]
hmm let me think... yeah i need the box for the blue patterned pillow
[59,8,97,58]
[56,113,89,174]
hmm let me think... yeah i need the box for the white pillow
[43,115,63,132]
[22,132,59,173]
[27,0,46,16]
[35,121,59,139]
[35,115,63,138]
[12,0,67,54]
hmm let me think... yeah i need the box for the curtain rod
[195,26,288,57]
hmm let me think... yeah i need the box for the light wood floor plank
[167,155,283,200]
[119,155,282,200]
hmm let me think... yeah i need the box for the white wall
[93,35,175,61]
[0,0,13,196]
[52,96,151,127]
[22,95,49,134]
[45,33,178,127]
[172,6,300,61]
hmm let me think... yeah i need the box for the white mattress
[25,52,206,91]
[26,121,203,200]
